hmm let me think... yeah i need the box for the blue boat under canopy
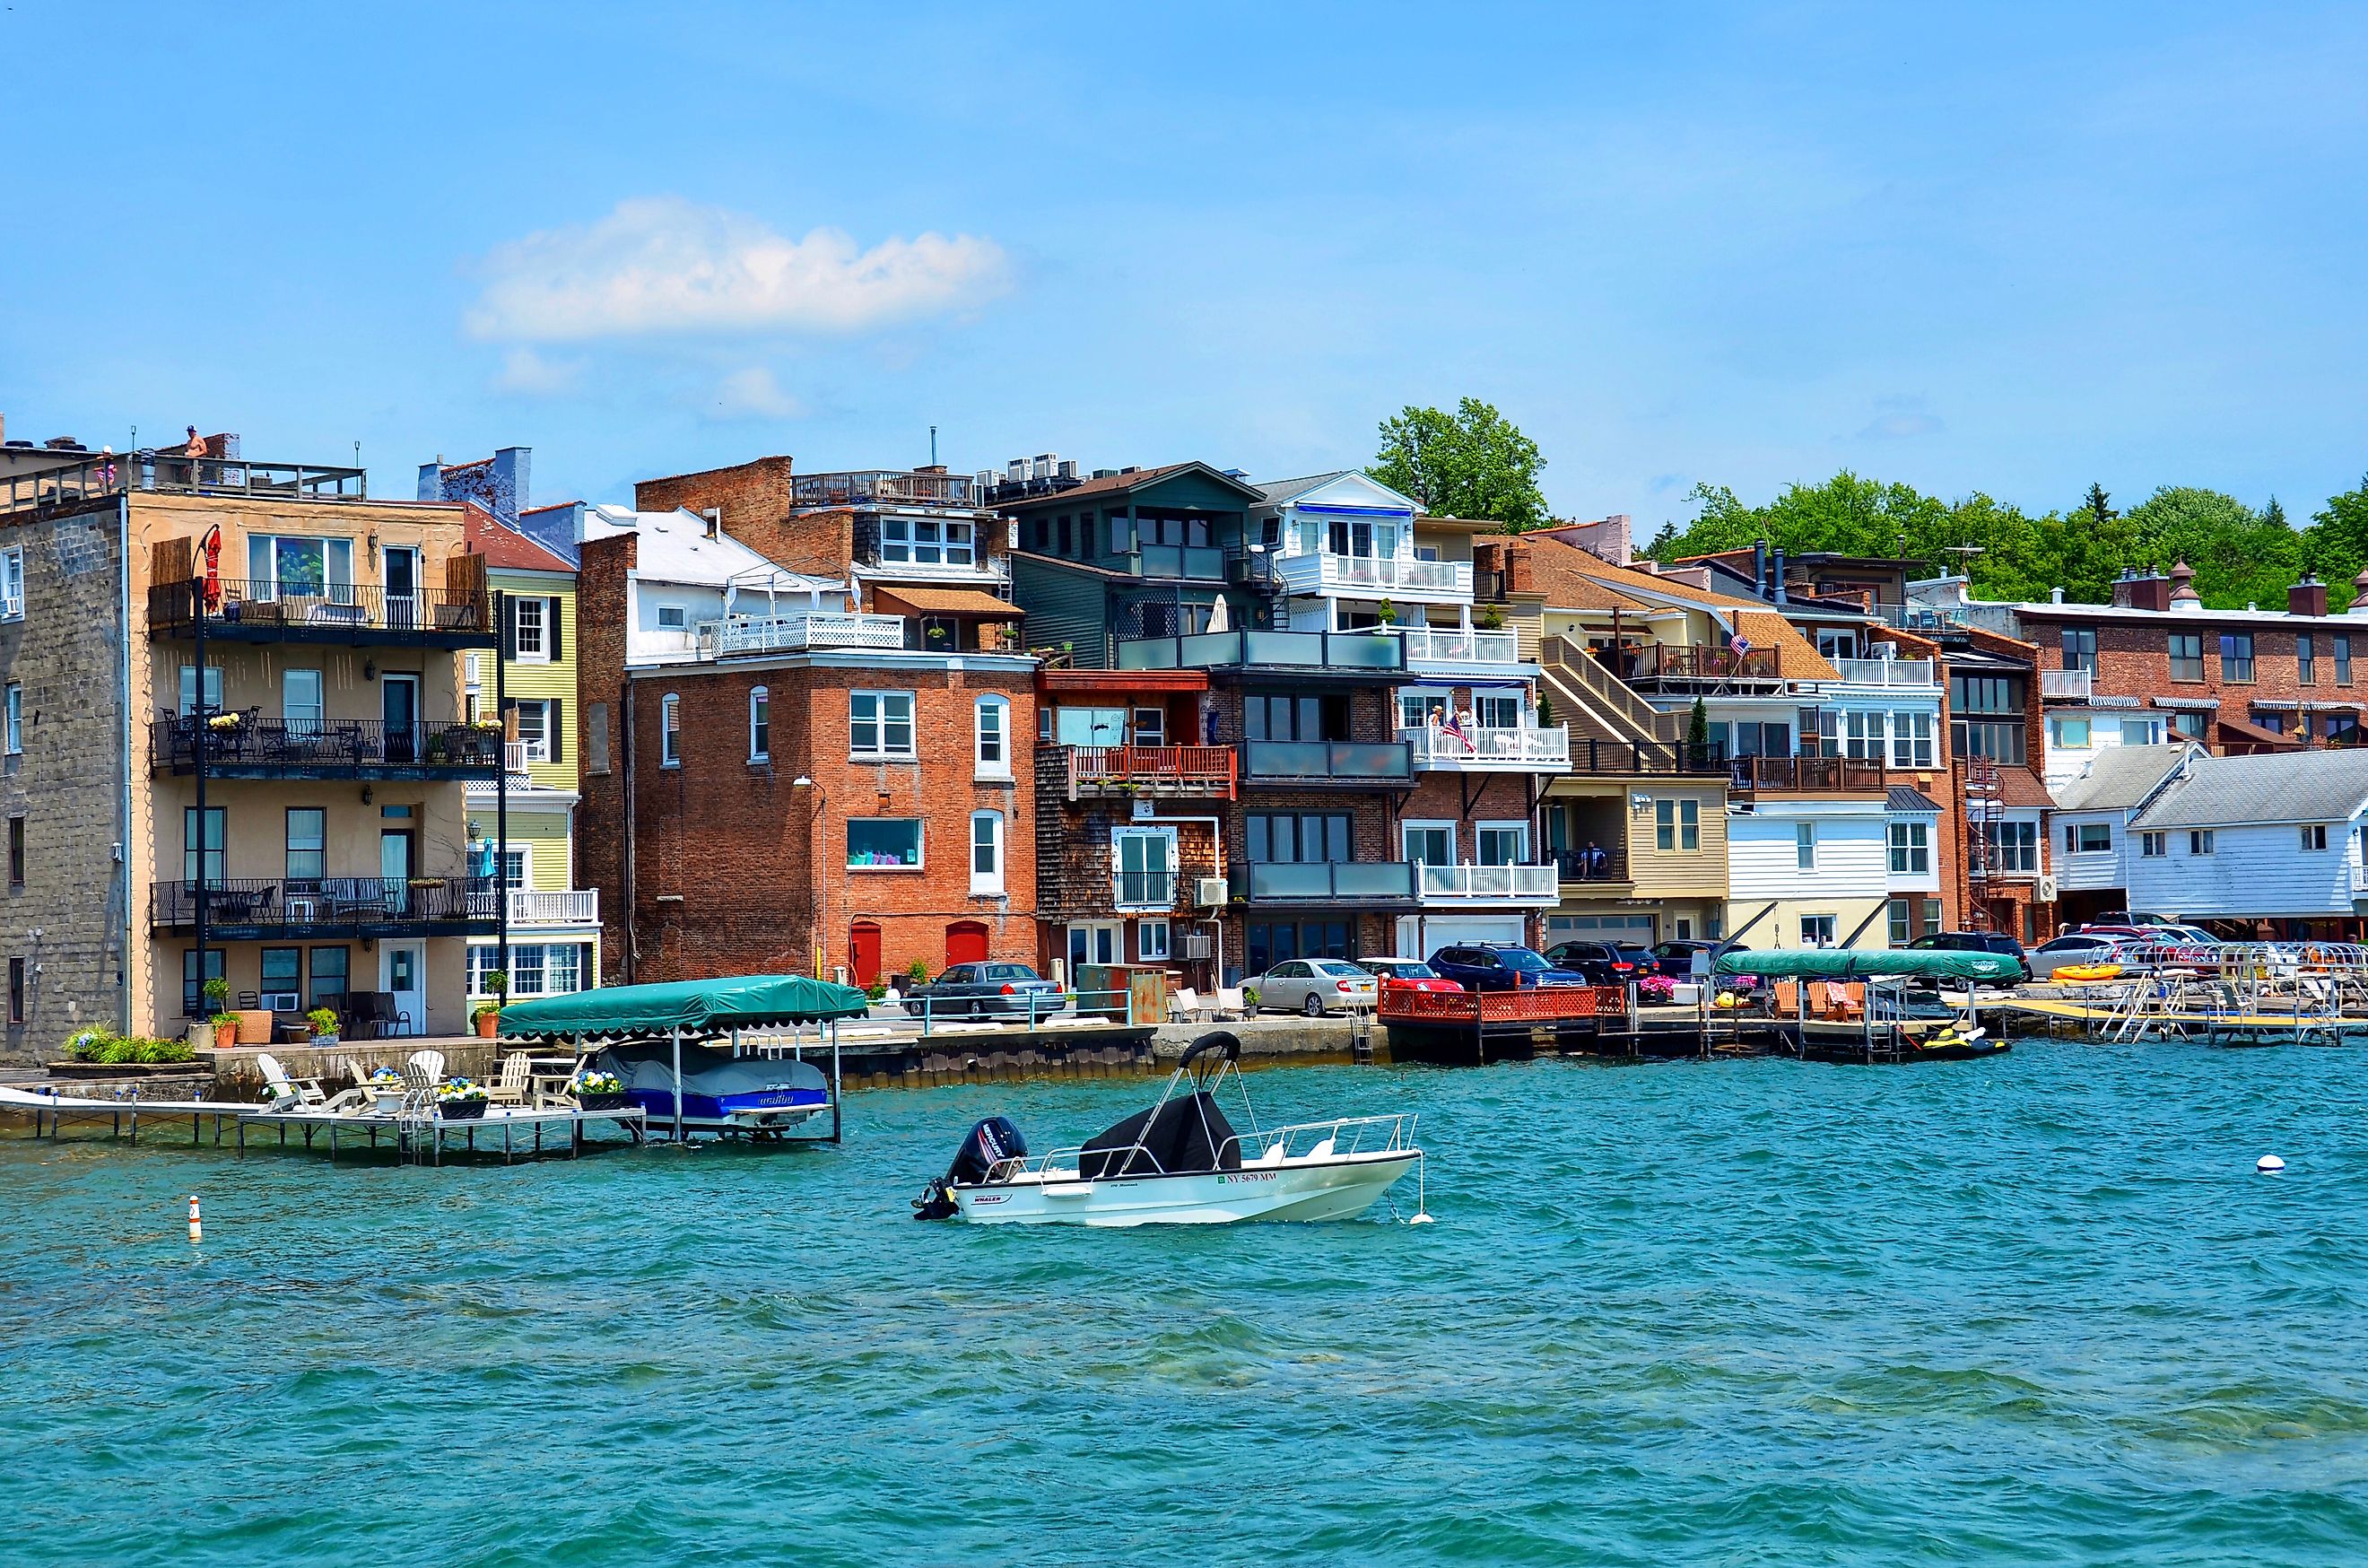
[497,973,871,1042]
[1712,948,2021,983]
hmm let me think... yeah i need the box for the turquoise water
[4,1041,2366,1565]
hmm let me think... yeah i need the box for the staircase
[1541,637,1682,749]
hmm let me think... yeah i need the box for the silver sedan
[1249,959,1380,1016]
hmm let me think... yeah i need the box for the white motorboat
[912,1032,1425,1226]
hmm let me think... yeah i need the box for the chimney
[1752,538,1768,597]
[2168,560,2200,612]
[1772,546,1789,605]
[2290,573,2328,618]
[2050,587,2065,605]
[2124,566,2172,613]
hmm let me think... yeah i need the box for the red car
[1360,957,1464,995]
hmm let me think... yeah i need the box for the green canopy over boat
[1712,947,2021,982]
[496,973,872,1041]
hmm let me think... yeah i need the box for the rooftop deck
[4,450,367,516]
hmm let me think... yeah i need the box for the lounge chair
[485,1051,533,1108]
[254,1051,326,1109]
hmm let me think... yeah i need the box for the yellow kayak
[2051,963,2123,982]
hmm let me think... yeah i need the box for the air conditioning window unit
[1181,934,1212,960]
[1195,876,1228,906]
[261,990,300,1013]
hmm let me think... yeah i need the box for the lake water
[3,1040,2365,1565]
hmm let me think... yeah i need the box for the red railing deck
[1379,986,1623,1025]
[1065,744,1237,800]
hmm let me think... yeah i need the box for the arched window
[970,810,1005,895]
[748,685,770,762]
[974,694,1011,780]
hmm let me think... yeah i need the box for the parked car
[1359,957,1461,996]
[1904,930,2033,985]
[1647,939,1737,979]
[1249,958,1380,1015]
[1542,940,1647,986]
[1432,944,1590,991]
[901,963,1064,1017]
[2032,933,2143,972]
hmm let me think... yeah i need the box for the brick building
[572,462,1036,990]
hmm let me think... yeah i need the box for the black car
[1905,931,2033,985]
[1429,944,1590,991]
[1541,940,1647,986]
[902,963,1066,1017]
[1647,939,1742,979]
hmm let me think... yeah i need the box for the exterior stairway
[1541,636,1682,750]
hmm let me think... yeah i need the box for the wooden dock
[0,1086,644,1164]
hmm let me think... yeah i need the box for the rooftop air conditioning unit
[1057,458,1080,480]
[2034,875,2059,902]
[1006,458,1027,483]
[1181,934,1213,960]
[1032,453,1057,480]
[1873,640,1899,659]
[1195,876,1228,906]
[975,469,998,496]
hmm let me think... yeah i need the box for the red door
[849,921,883,988]
[945,920,989,966]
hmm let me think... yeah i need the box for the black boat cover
[1078,1091,1242,1180]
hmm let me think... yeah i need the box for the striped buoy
[187,1195,202,1243]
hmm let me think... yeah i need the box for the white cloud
[467,196,1010,342]
[489,346,585,396]
[707,366,806,422]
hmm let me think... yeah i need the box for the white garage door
[1398,914,1526,960]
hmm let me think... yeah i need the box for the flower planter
[213,1022,237,1050]
[576,1092,631,1111]
[474,1011,500,1039]
[440,1100,489,1121]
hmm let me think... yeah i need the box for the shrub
[63,1026,114,1062]
[65,1028,192,1065]
[864,982,888,1002]
[906,959,931,985]
[306,1006,339,1034]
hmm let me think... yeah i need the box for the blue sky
[4,2,2365,527]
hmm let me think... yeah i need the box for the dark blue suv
[1426,943,1590,991]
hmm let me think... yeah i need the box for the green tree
[2306,475,2368,590]
[2122,487,2299,610]
[1686,696,1710,752]
[1368,398,1549,529]
[2082,483,2117,527]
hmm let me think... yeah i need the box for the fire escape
[1963,756,2003,928]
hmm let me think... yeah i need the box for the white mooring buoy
[187,1194,203,1242]
[2257,1155,2286,1175]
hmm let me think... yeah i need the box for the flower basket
[577,1092,631,1111]
[571,1069,627,1111]
[440,1099,489,1121]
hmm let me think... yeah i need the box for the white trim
[1136,919,1171,963]
[660,693,681,768]
[974,693,1012,780]
[1400,817,1457,864]
[970,809,1005,896]
[748,685,771,764]
[849,689,917,761]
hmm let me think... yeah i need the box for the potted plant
[201,978,235,1048]
[1241,986,1260,1013]
[210,1011,240,1049]
[436,1076,490,1120]
[570,1068,630,1111]
[1477,605,1504,631]
[474,971,508,1038]
[1376,598,1398,625]
[307,1006,341,1046]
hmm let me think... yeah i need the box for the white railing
[509,888,598,926]
[696,613,906,658]
[1268,552,1472,598]
[1397,625,1524,666]
[505,741,531,773]
[2042,668,2094,701]
[2352,866,2368,896]
[1399,724,1571,767]
[1831,657,1938,687]
[1415,862,1561,903]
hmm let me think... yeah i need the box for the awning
[2215,713,2304,749]
[497,974,871,1041]
[1715,947,2022,982]
[874,586,1024,619]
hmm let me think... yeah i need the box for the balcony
[1401,724,1571,771]
[1064,745,1237,800]
[1831,657,1939,688]
[1267,552,1472,601]
[6,450,367,517]
[1112,869,1179,911]
[2042,668,2094,701]
[696,613,908,658]
[151,875,498,938]
[1231,860,1416,905]
[1626,644,1784,689]
[2352,867,2368,898]
[1415,862,1560,905]
[1729,755,1890,794]
[1395,625,1528,670]
[1116,629,1406,675]
[147,579,495,649]
[794,469,976,509]
[1554,847,1632,887]
[507,888,599,927]
[1242,739,1415,787]
[152,714,505,780]
[1131,544,1227,579]
[1561,738,1729,777]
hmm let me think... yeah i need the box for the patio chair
[1169,987,1206,1023]
[255,1052,326,1109]
[406,1049,447,1085]
[1214,986,1247,1020]
[485,1051,534,1108]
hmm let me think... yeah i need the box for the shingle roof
[1993,767,2058,810]
[2133,747,2368,829]
[2052,744,2202,813]
[461,504,575,575]
[1254,471,1351,504]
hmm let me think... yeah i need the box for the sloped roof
[1994,768,2057,810]
[874,585,1023,618]
[2133,747,2368,829]
[1887,786,1942,813]
[1519,539,1651,612]
[461,502,575,575]
[1255,471,1352,504]
[581,504,841,593]
[2053,744,2202,814]
[1525,537,1841,681]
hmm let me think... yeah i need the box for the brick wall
[2021,607,2368,736]
[574,532,635,980]
[634,456,794,530]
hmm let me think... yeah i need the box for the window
[2189,829,2216,856]
[2300,634,2317,685]
[1476,692,1524,730]
[4,684,19,756]
[285,808,326,882]
[1982,821,2039,872]
[512,595,546,659]
[1817,629,1856,663]
[1398,690,1446,730]
[1887,711,1935,769]
[1403,823,1454,865]
[2061,628,2096,675]
[1248,812,1350,863]
[1954,719,2027,766]
[881,516,975,567]
[1054,707,1129,746]
[1137,919,1171,963]
[2141,832,2166,858]
[1844,710,1880,762]
[1246,919,1354,972]
[1888,899,1913,945]
[465,653,483,724]
[181,949,224,1017]
[661,693,681,767]
[850,692,916,758]
[1114,828,1177,907]
[247,535,353,601]
[1066,921,1119,970]
[1950,675,2023,714]
[307,946,349,1011]
[1244,693,1341,743]
[2066,823,2111,853]
[1888,820,1930,875]
[848,818,923,868]
[2301,823,2329,851]
[2050,715,2092,747]
[657,605,688,630]
[2339,634,2355,685]
[0,544,22,620]
[282,668,324,735]
[1654,799,1700,851]
[178,665,224,717]
[499,847,528,890]
[748,687,770,763]
[511,945,546,997]
[516,699,552,762]
[2169,632,2205,682]
[1131,706,1166,747]
[1477,823,1529,865]
[5,815,19,888]
[2121,717,2164,745]
[1800,914,1836,948]
[183,806,225,882]
[259,947,301,1010]
[970,811,1005,895]
[974,695,1009,777]
[1796,823,1815,869]
[2219,632,2255,683]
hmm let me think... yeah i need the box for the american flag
[1441,708,1472,751]
[1728,633,1752,658]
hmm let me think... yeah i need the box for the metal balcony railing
[1562,738,1728,776]
[1395,625,1524,666]
[1241,739,1414,783]
[1554,847,1632,884]
[147,579,493,642]
[793,469,977,508]
[152,712,504,774]
[5,450,367,516]
[1414,863,1560,902]
[1065,745,1236,799]
[1729,755,1890,793]
[696,613,908,658]
[1116,629,1407,673]
[1111,870,1179,910]
[1400,724,1570,768]
[152,875,498,932]
[1231,861,1417,902]
[1630,644,1784,684]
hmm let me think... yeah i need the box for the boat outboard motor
[912,1115,1027,1221]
